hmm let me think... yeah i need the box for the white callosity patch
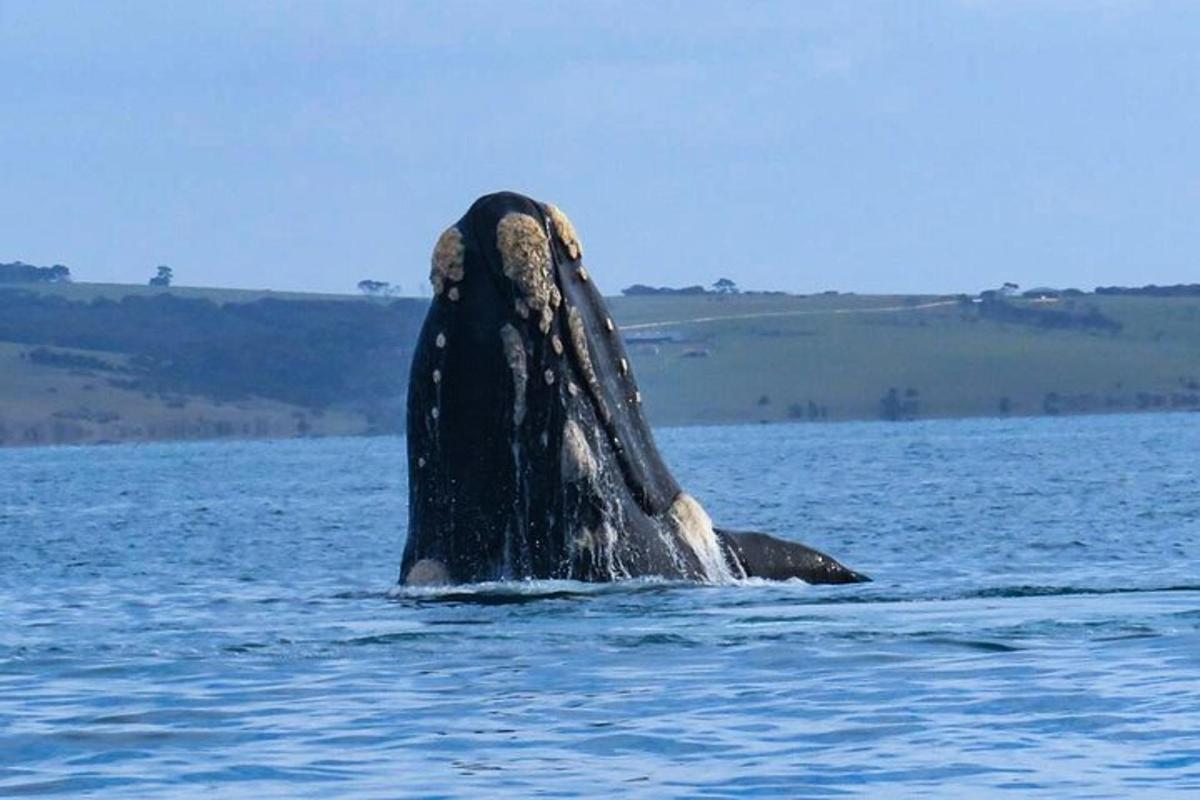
[561,419,598,482]
[561,419,630,581]
[572,527,596,558]
[499,324,528,426]
[496,212,561,334]
[544,203,583,261]
[429,226,465,296]
[405,558,451,586]
[572,520,627,581]
[567,307,609,424]
[600,520,621,564]
[667,492,738,583]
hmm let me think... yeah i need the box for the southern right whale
[400,191,867,587]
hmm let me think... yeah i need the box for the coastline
[3,406,1196,451]
[3,284,1198,448]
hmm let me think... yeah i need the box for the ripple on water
[0,416,1198,797]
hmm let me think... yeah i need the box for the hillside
[613,292,1199,424]
[1,282,1197,447]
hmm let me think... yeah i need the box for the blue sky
[1,1,1197,295]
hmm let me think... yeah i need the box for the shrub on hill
[622,284,709,296]
[0,261,71,284]
[977,297,1122,333]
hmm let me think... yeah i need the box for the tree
[357,279,391,296]
[149,266,173,287]
[712,277,739,294]
[0,261,72,284]
[880,387,919,421]
[880,387,902,421]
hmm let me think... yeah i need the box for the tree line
[1094,284,1200,297]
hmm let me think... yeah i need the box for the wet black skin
[400,191,867,586]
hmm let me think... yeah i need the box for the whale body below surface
[400,192,867,587]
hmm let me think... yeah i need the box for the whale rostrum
[400,191,867,586]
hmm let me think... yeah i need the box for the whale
[400,191,867,587]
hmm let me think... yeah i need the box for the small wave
[336,631,449,647]
[918,635,1024,653]
[965,584,1200,600]
[773,583,1200,607]
[379,573,846,605]
[602,632,700,648]
[383,576,693,605]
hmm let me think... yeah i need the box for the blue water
[1,414,1198,798]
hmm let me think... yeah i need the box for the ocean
[1,414,1197,798]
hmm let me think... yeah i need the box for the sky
[1,0,1197,296]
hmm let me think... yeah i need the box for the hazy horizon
[3,1,1198,297]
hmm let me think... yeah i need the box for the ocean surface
[1,414,1198,798]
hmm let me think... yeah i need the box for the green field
[611,293,1200,425]
[1,282,1197,447]
[0,340,365,447]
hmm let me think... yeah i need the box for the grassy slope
[0,338,365,447]
[0,282,410,446]
[607,293,1200,425]
[1,282,1197,446]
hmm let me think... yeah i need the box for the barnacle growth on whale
[561,419,598,482]
[567,305,609,424]
[496,212,560,334]
[499,323,528,427]
[429,226,464,296]
[545,203,583,261]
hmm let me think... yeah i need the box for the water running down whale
[400,192,867,587]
